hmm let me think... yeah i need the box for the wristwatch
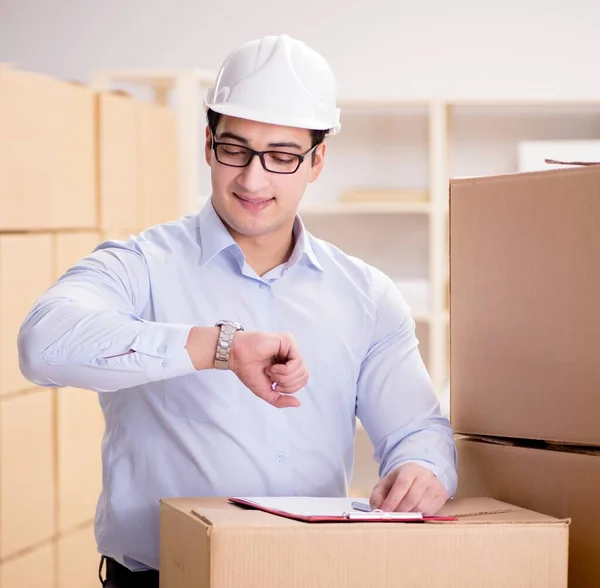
[214,320,244,370]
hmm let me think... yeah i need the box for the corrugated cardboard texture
[450,166,600,445]
[456,437,600,588]
[160,496,568,588]
[0,67,96,230]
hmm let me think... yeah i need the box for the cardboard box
[54,232,101,280]
[58,525,100,588]
[0,66,96,230]
[0,389,55,558]
[57,387,104,532]
[160,496,568,588]
[138,101,181,228]
[97,91,140,231]
[1,234,54,396]
[340,188,429,204]
[456,436,600,588]
[450,166,600,445]
[0,542,55,588]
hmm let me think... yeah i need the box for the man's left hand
[369,463,448,515]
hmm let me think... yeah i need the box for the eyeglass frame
[211,135,320,175]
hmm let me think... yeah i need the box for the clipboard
[228,496,457,523]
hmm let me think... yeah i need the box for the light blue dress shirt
[18,199,457,571]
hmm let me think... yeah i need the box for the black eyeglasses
[212,139,319,174]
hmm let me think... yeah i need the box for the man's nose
[237,155,271,192]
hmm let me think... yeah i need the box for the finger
[275,375,309,394]
[415,489,445,516]
[269,364,309,387]
[271,393,301,408]
[267,358,305,379]
[369,476,393,510]
[277,333,301,363]
[379,470,418,512]
[246,370,300,408]
[396,475,433,512]
[416,484,448,516]
[259,387,301,408]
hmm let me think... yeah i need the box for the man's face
[205,115,325,240]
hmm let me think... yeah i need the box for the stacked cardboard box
[450,165,600,587]
[160,496,569,588]
[0,65,180,587]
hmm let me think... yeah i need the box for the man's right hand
[185,327,309,408]
[228,331,308,408]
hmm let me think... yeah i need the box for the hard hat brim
[205,102,340,135]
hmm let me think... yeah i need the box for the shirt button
[162,360,170,368]
[258,283,267,289]
[157,345,166,354]
[276,453,284,461]
[96,358,107,366]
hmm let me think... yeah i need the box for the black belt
[99,555,159,588]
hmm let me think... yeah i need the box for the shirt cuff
[134,321,197,381]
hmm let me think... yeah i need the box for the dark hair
[206,108,327,165]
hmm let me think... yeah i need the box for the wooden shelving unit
[89,68,600,398]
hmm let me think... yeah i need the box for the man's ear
[309,142,326,183]
[204,126,212,166]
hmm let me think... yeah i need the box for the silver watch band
[214,321,243,370]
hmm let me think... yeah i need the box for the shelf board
[92,68,215,89]
[299,202,432,215]
[448,98,600,107]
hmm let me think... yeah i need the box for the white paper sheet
[231,496,423,519]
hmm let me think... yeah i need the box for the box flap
[161,496,566,528]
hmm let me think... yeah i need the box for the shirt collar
[289,215,324,272]
[197,199,323,273]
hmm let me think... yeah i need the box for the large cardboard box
[0,65,96,230]
[58,525,100,588]
[54,231,101,280]
[0,542,55,588]
[0,389,55,558]
[57,387,104,532]
[1,233,54,396]
[456,436,600,588]
[138,101,180,228]
[160,496,568,588]
[450,166,600,445]
[97,91,140,231]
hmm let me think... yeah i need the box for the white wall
[1,0,600,100]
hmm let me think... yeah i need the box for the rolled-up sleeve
[17,241,196,393]
[356,271,457,497]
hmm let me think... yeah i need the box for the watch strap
[214,322,242,369]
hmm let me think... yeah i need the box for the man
[18,34,457,587]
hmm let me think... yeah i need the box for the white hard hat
[206,34,341,135]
